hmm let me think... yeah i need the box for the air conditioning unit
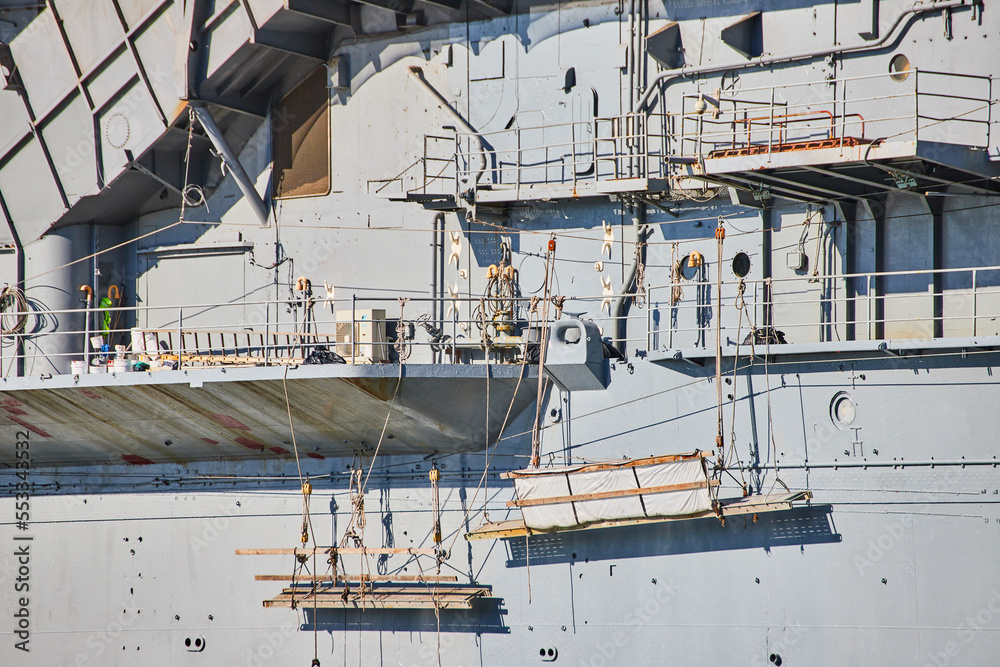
[335,309,387,363]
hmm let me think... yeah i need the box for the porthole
[678,253,702,280]
[830,392,857,429]
[889,54,910,82]
[732,251,751,278]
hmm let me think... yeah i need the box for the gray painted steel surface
[2,1,1000,665]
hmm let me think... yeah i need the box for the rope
[726,279,749,489]
[0,284,27,335]
[280,365,320,666]
[714,221,725,461]
[530,236,556,468]
[360,361,404,495]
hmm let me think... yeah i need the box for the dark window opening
[272,67,330,199]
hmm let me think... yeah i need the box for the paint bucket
[114,345,126,356]
[131,328,145,353]
[70,360,86,375]
[113,359,129,373]
[144,332,159,357]
[89,363,106,374]
[90,335,105,350]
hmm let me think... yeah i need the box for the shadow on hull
[302,597,510,634]
[502,504,840,567]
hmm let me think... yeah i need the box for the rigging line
[212,191,1000,248]
[507,345,1000,442]
[360,360,405,495]
[726,278,748,486]
[714,219,725,458]
[442,320,532,557]
[530,236,556,468]
[281,364,319,658]
[484,333,491,523]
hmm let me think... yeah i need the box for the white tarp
[510,453,713,531]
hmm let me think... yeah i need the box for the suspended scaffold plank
[261,583,494,610]
[466,491,814,541]
[236,547,438,556]
[505,479,720,508]
[254,574,458,582]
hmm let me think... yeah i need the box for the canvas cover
[510,454,713,531]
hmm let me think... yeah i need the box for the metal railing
[647,263,1000,352]
[671,70,994,161]
[0,293,572,378]
[455,112,671,191]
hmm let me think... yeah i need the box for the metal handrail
[647,263,1000,349]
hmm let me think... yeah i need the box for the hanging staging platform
[501,452,718,532]
[261,583,495,610]
[466,491,814,540]
[237,546,496,611]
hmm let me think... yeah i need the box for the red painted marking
[7,415,51,438]
[234,436,265,451]
[121,454,154,465]
[79,390,103,400]
[307,452,325,460]
[201,438,220,445]
[268,446,290,455]
[212,414,250,430]
[0,397,26,415]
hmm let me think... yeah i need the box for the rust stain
[268,446,290,455]
[344,377,398,402]
[201,438,220,445]
[307,452,325,460]
[121,454,154,465]
[234,436,265,451]
[212,414,251,430]
[78,390,103,400]
[7,415,52,438]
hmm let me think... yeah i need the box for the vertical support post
[264,302,270,366]
[178,307,184,366]
[761,202,773,327]
[872,197,886,340]
[973,269,978,336]
[767,86,775,160]
[351,294,357,363]
[841,201,858,341]
[571,122,578,188]
[929,195,944,339]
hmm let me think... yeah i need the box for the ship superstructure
[2,0,1000,664]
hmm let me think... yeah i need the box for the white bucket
[70,360,86,375]
[90,335,105,351]
[89,364,106,374]
[131,328,145,353]
[114,345,126,355]
[144,332,159,357]
[113,359,129,373]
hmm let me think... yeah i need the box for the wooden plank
[470,491,813,540]
[501,452,706,479]
[278,586,490,596]
[236,547,438,556]
[506,479,720,508]
[718,491,813,516]
[263,598,474,609]
[255,574,458,582]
